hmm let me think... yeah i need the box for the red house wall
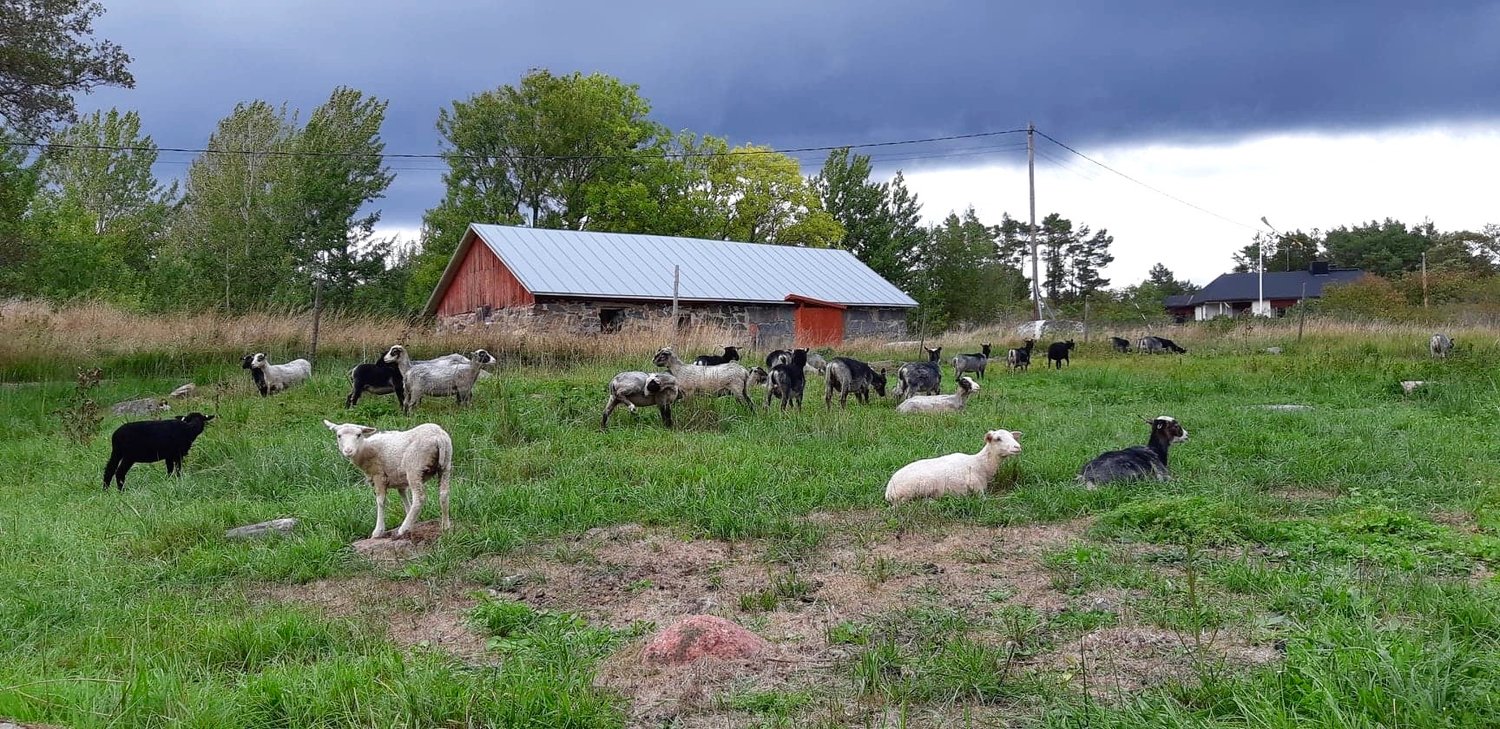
[436,240,534,317]
[794,302,846,346]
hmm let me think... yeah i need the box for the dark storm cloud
[78,0,1500,226]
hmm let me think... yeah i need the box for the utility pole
[1421,252,1429,309]
[1028,122,1041,321]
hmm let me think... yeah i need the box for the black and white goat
[768,348,809,410]
[102,413,215,490]
[693,346,742,366]
[241,353,312,396]
[346,359,405,408]
[824,356,888,408]
[952,344,992,381]
[1139,336,1187,354]
[894,347,942,401]
[1008,340,1035,371]
[1047,340,1075,369]
[1078,416,1189,488]
[765,349,792,370]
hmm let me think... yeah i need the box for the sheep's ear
[323,419,338,430]
[359,426,377,436]
[1010,431,1023,439]
[204,415,215,422]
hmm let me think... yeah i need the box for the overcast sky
[79,1,1500,285]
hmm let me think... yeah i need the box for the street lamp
[1258,216,1278,317]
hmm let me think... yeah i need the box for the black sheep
[768,348,809,410]
[693,346,741,366]
[1008,340,1035,371]
[1079,416,1188,487]
[824,356,888,407]
[102,412,215,491]
[1047,340,1075,369]
[1111,336,1132,353]
[346,360,406,408]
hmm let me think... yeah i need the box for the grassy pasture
[2,330,1499,727]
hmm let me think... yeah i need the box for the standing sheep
[768,348,809,410]
[601,372,682,429]
[896,376,981,414]
[824,357,887,408]
[1430,334,1454,358]
[346,359,405,408]
[1008,340,1035,371]
[102,413,215,490]
[653,347,754,409]
[381,346,493,413]
[241,353,312,396]
[1046,340,1075,369]
[324,419,453,539]
[884,429,1023,504]
[1110,336,1132,353]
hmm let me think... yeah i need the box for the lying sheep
[952,344,991,381]
[382,346,493,414]
[885,429,1023,504]
[346,359,405,408]
[896,376,980,414]
[653,346,754,409]
[824,356,887,408]
[602,372,682,429]
[324,419,453,539]
[103,413,215,490]
[804,351,828,376]
[768,348,809,410]
[894,347,942,401]
[1078,416,1188,488]
[693,346,741,366]
[241,353,312,396]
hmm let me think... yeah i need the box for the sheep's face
[176,413,214,430]
[984,429,1023,456]
[240,354,254,369]
[382,345,406,365]
[1153,416,1188,444]
[471,349,496,366]
[958,377,979,393]
[925,347,942,362]
[324,419,377,458]
[246,353,269,369]
[652,348,673,367]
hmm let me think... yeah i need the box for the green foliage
[50,366,103,444]
[1096,495,1263,546]
[1324,218,1435,277]
[815,148,916,287]
[0,0,134,135]
[910,207,1028,331]
[1318,274,1413,320]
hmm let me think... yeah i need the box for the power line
[1034,130,1260,231]
[3,127,1029,163]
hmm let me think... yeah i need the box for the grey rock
[112,397,169,416]
[225,518,298,539]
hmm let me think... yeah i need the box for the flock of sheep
[97,329,1456,541]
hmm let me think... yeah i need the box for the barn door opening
[786,294,846,346]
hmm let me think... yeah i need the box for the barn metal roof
[424,224,918,314]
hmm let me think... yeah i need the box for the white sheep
[381,345,492,414]
[652,346,754,409]
[601,371,682,428]
[241,353,312,396]
[884,429,1023,505]
[324,419,453,539]
[895,376,981,414]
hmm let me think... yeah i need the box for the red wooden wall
[436,239,534,317]
[794,302,845,346]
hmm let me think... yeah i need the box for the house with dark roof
[424,224,918,344]
[1165,262,1364,321]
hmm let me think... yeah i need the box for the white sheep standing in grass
[241,352,312,396]
[382,345,493,413]
[324,419,453,539]
[884,429,1023,505]
[652,346,754,409]
[896,376,981,414]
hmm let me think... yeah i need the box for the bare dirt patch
[1043,626,1281,701]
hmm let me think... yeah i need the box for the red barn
[423,225,917,345]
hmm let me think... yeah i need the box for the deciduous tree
[0,0,133,135]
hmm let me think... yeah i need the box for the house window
[599,309,625,333]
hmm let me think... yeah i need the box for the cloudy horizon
[73,0,1500,286]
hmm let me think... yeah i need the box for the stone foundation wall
[438,299,908,343]
[846,307,909,339]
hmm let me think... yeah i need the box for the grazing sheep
[1078,416,1188,488]
[1111,336,1132,354]
[1139,336,1187,354]
[804,351,828,376]
[1007,340,1035,371]
[896,376,980,414]
[1154,336,1187,354]
[381,345,493,414]
[884,429,1023,505]
[748,366,770,388]
[1047,340,1075,369]
[346,360,405,408]
[653,347,754,409]
[952,344,992,381]
[894,347,943,401]
[768,348,809,410]
[324,419,453,539]
[601,372,682,429]
[693,346,742,366]
[824,357,887,408]
[240,353,312,396]
[1430,334,1453,358]
[102,413,215,491]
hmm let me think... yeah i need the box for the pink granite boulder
[642,615,768,665]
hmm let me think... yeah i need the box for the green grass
[2,333,1499,726]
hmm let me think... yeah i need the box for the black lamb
[346,360,406,408]
[1111,336,1132,353]
[102,412,215,491]
[693,346,741,366]
[1078,416,1189,488]
[1047,340,1075,369]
